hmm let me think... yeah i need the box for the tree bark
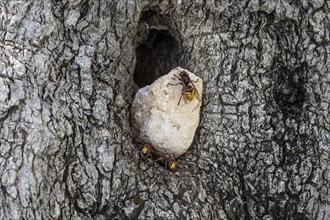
[0,0,329,219]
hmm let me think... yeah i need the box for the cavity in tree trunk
[0,0,329,219]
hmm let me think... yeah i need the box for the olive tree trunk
[0,0,329,219]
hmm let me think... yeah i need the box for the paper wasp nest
[131,67,203,158]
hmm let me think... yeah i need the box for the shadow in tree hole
[133,10,180,88]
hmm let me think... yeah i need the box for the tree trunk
[1,0,329,219]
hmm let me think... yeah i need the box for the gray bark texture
[0,0,329,219]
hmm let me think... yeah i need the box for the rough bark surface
[0,0,329,219]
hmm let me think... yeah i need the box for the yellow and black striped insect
[141,144,151,155]
[169,68,201,105]
[137,142,179,170]
[138,143,153,159]
[155,154,178,170]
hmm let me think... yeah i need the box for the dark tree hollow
[133,11,180,88]
[134,30,179,88]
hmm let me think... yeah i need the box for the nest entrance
[133,10,180,88]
